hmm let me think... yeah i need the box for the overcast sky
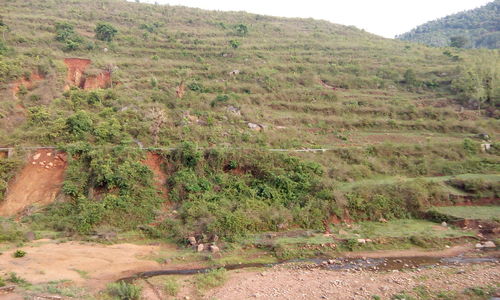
[134,0,492,38]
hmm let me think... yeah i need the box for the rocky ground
[207,259,500,300]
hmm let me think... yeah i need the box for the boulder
[210,245,220,253]
[227,105,241,116]
[248,122,264,131]
[188,236,197,246]
[483,241,496,248]
[357,239,366,244]
[197,244,205,252]
[475,243,484,248]
[441,222,447,227]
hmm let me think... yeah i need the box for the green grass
[163,278,180,297]
[337,173,500,192]
[431,206,500,221]
[332,219,474,239]
[208,247,277,266]
[195,268,227,292]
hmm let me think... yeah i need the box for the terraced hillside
[0,0,498,240]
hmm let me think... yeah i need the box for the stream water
[120,253,499,282]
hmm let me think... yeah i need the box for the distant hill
[397,0,500,49]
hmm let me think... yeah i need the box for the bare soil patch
[11,71,45,97]
[0,149,67,216]
[143,152,168,198]
[0,240,162,290]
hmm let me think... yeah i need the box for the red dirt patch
[11,71,45,97]
[143,152,168,198]
[83,71,112,89]
[0,149,67,216]
[64,58,91,89]
[63,58,111,90]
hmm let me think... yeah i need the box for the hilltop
[397,0,500,49]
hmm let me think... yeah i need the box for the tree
[450,36,468,48]
[95,22,118,42]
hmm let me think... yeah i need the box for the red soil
[11,71,45,97]
[143,152,168,198]
[83,71,112,89]
[0,149,67,216]
[64,58,91,89]
[63,58,111,90]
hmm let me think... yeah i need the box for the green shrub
[210,94,230,107]
[55,22,84,51]
[7,273,30,287]
[463,138,477,155]
[229,40,241,49]
[106,281,142,300]
[0,40,8,55]
[65,111,94,138]
[13,250,26,258]
[95,22,118,42]
[0,219,24,242]
[234,24,248,36]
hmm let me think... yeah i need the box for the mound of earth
[0,149,67,216]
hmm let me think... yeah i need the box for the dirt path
[0,240,163,290]
[0,149,67,216]
[207,260,500,299]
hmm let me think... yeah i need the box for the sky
[133,0,492,38]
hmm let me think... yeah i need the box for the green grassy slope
[0,0,498,241]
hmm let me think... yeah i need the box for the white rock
[33,153,41,160]
[483,241,496,248]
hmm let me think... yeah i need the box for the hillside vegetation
[0,0,499,242]
[397,0,500,49]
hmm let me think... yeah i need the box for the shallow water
[120,253,499,281]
